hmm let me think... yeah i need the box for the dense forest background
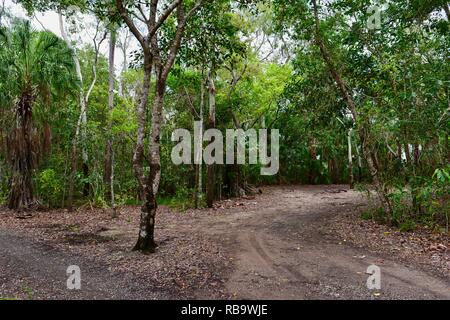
[0,0,448,252]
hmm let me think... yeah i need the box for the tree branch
[149,0,183,37]
[115,0,147,50]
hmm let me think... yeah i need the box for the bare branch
[183,86,200,119]
[86,23,107,104]
[33,14,49,31]
[115,0,147,50]
[137,4,149,23]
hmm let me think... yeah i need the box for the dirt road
[0,185,449,299]
[0,231,167,299]
[196,186,450,299]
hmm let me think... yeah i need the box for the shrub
[36,169,63,207]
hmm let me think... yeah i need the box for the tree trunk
[348,128,354,189]
[0,0,5,26]
[133,79,165,253]
[445,132,449,165]
[194,79,204,208]
[59,12,89,210]
[116,0,201,253]
[309,138,317,184]
[229,162,244,197]
[105,30,117,217]
[8,91,35,211]
[444,4,450,21]
[67,137,78,211]
[134,182,158,253]
[206,68,216,208]
[413,143,420,166]
[396,139,402,159]
[330,157,339,184]
[356,144,363,182]
[133,55,152,201]
[118,29,130,97]
[404,143,411,164]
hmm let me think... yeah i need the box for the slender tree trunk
[0,0,5,26]
[206,68,216,208]
[118,29,130,97]
[444,4,450,21]
[309,138,317,184]
[8,91,35,211]
[404,143,411,164]
[230,162,243,197]
[105,30,117,217]
[356,144,363,182]
[331,157,340,184]
[104,32,114,195]
[413,143,420,166]
[59,12,89,210]
[411,143,422,215]
[445,132,449,165]
[396,139,402,159]
[67,132,79,210]
[348,128,354,189]
[194,79,204,208]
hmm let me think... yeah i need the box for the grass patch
[157,196,194,211]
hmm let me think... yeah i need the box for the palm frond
[0,19,79,114]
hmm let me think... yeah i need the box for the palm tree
[0,20,78,211]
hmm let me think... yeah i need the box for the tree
[206,66,217,207]
[178,0,248,206]
[0,20,78,211]
[104,28,117,216]
[310,0,391,214]
[57,8,108,209]
[116,0,203,253]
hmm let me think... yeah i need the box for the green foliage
[21,286,34,300]
[388,188,410,227]
[361,207,386,223]
[433,167,450,184]
[399,220,417,233]
[36,169,63,207]
[158,186,196,211]
[385,166,450,231]
[273,0,449,230]
[0,19,79,109]
[360,210,372,221]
